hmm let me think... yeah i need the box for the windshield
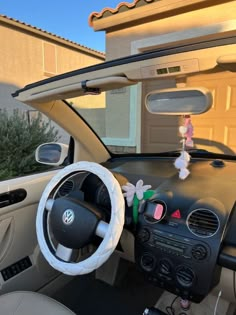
[68,80,236,156]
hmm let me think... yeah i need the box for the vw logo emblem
[62,209,75,225]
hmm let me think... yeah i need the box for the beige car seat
[0,291,76,315]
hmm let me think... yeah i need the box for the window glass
[69,88,132,154]
[0,100,70,181]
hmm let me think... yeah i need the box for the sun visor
[13,33,236,104]
[14,76,136,103]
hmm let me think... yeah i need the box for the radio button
[168,221,178,228]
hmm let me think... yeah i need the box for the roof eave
[90,0,235,32]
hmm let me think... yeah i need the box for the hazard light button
[171,209,181,219]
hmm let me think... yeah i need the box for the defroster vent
[58,180,74,197]
[187,209,219,238]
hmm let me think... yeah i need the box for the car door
[0,102,70,294]
[0,171,61,294]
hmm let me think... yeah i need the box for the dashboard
[55,156,236,303]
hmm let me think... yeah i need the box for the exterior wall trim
[90,0,234,31]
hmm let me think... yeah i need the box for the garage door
[188,72,236,154]
[141,79,180,153]
[141,72,236,154]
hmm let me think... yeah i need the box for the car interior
[1,22,236,315]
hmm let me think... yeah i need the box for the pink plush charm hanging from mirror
[174,115,194,180]
[183,115,194,147]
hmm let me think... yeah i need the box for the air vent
[176,266,195,288]
[187,209,219,238]
[58,180,74,197]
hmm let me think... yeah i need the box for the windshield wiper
[110,148,236,161]
[149,148,209,157]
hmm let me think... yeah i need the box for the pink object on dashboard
[154,204,164,220]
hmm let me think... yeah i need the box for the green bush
[0,109,59,180]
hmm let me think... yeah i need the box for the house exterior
[0,15,105,143]
[89,0,236,154]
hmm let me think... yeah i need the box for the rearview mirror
[145,87,212,115]
[35,142,68,166]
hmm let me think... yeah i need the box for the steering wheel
[36,161,125,276]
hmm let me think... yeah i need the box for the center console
[135,197,224,303]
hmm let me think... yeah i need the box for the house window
[43,42,57,76]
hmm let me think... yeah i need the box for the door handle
[0,189,27,208]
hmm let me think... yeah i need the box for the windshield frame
[13,36,236,159]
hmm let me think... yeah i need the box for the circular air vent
[187,208,220,238]
[58,180,74,197]
[176,266,195,288]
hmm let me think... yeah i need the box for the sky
[1,0,134,52]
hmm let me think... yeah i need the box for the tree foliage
[0,109,59,180]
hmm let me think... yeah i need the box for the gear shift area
[143,307,168,315]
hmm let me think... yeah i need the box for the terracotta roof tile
[0,14,105,58]
[89,0,155,26]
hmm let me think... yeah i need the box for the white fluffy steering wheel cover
[36,161,125,275]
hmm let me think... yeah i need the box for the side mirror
[35,142,69,166]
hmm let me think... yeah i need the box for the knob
[138,228,150,243]
[141,254,156,272]
[192,245,208,260]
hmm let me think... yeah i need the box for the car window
[68,74,236,156]
[0,101,70,181]
[69,89,134,154]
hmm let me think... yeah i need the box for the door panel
[0,170,59,294]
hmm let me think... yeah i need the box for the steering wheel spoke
[95,220,109,239]
[56,244,73,262]
[45,199,54,212]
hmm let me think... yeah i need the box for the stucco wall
[0,18,105,142]
[105,1,236,60]
[0,20,104,86]
[103,0,236,152]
